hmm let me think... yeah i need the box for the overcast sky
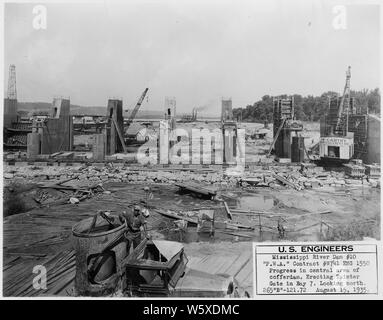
[4,0,380,114]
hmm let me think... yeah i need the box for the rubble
[3,162,380,191]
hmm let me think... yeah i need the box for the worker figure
[120,205,150,254]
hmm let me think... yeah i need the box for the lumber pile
[3,206,97,297]
[2,182,151,297]
[273,173,303,191]
[3,202,99,297]
[3,250,75,297]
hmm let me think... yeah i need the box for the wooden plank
[215,230,254,238]
[222,252,251,276]
[3,256,21,266]
[112,118,128,153]
[234,259,253,290]
[155,209,198,225]
[4,252,47,258]
[175,182,217,198]
[222,201,233,220]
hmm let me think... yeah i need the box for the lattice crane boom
[335,66,351,132]
[126,88,149,128]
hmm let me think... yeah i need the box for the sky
[3,0,381,115]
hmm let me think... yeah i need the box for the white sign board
[320,137,353,146]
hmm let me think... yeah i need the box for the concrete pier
[92,133,106,161]
[26,132,41,159]
[106,99,124,155]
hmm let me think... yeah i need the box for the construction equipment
[335,66,352,134]
[318,67,359,164]
[343,159,366,178]
[180,108,197,122]
[125,88,149,130]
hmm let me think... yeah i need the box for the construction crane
[335,66,351,133]
[125,88,149,130]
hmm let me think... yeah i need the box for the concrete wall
[291,136,304,162]
[365,115,380,164]
[92,133,106,160]
[222,123,237,164]
[40,116,73,154]
[221,99,233,122]
[281,131,292,159]
[164,97,177,130]
[3,98,18,128]
[274,130,292,159]
[51,98,70,118]
[27,132,41,159]
[106,99,124,154]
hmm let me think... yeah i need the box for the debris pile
[3,162,380,192]
[34,182,105,207]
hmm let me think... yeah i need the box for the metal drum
[72,215,127,296]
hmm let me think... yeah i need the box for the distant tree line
[233,88,380,123]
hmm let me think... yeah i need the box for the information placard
[254,243,378,295]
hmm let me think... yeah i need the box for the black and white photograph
[1,0,381,299]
